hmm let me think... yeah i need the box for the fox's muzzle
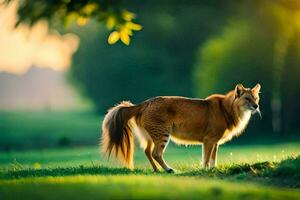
[252,108,262,119]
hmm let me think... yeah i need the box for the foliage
[3,0,300,132]
[65,0,300,134]
[193,1,300,131]
[69,2,225,113]
[4,0,142,45]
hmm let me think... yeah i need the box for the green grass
[0,143,300,200]
[1,175,299,200]
[0,111,300,199]
[0,111,102,150]
[1,155,300,187]
[1,143,299,169]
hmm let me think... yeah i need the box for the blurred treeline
[1,0,300,151]
[68,0,300,135]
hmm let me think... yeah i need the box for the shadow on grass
[0,165,149,179]
[1,156,299,188]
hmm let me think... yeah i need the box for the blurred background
[1,0,300,151]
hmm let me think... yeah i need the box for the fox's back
[138,96,209,122]
[136,96,219,143]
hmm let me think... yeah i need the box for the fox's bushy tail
[101,101,140,169]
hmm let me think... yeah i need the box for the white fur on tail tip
[101,102,122,154]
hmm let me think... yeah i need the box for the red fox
[101,83,261,172]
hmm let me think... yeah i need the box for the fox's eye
[245,97,251,101]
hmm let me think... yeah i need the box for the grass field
[1,143,300,200]
[0,111,101,150]
[0,111,300,199]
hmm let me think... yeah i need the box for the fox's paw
[166,168,175,173]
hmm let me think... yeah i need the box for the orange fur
[101,83,261,171]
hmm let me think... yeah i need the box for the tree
[4,0,142,45]
[193,0,300,133]
[69,2,225,113]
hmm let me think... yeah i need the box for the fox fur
[101,83,261,172]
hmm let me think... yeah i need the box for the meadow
[0,111,102,150]
[0,111,300,199]
[1,144,300,199]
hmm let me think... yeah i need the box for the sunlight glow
[0,1,79,75]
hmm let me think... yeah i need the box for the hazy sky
[0,1,79,75]
[0,1,85,110]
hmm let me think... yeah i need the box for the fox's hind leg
[133,125,159,171]
[151,133,174,173]
[144,141,159,172]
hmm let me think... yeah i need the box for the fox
[101,83,261,173]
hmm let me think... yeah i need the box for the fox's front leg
[209,144,218,168]
[202,143,216,169]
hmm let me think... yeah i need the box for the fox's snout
[252,104,258,110]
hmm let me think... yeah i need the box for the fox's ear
[235,83,245,98]
[252,83,261,93]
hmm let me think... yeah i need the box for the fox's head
[234,83,261,117]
